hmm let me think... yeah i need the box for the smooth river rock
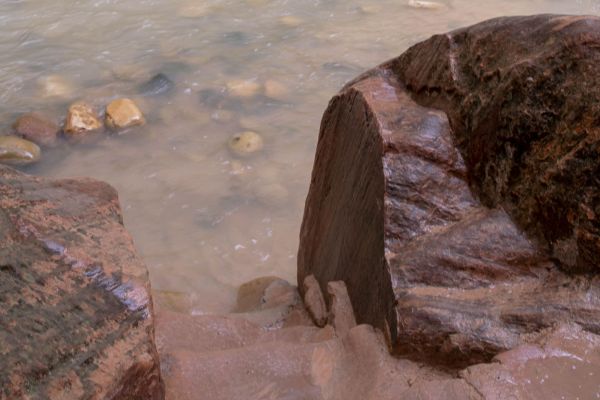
[13,112,60,147]
[0,136,41,165]
[0,166,164,399]
[298,14,600,367]
[106,98,145,130]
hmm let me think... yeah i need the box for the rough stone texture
[0,166,164,399]
[64,102,102,137]
[298,14,600,367]
[391,14,600,272]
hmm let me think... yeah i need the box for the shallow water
[2,0,598,313]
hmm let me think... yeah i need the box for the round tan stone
[226,79,261,98]
[64,102,102,137]
[228,131,264,156]
[264,79,289,100]
[105,98,145,130]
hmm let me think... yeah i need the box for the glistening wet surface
[2,0,598,314]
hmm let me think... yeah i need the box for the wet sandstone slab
[0,166,163,399]
[156,278,600,399]
[298,14,600,367]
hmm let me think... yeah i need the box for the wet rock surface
[0,166,163,399]
[156,278,600,399]
[298,13,600,369]
[0,136,41,165]
[155,280,465,400]
[64,102,102,137]
[105,98,146,130]
[13,112,60,147]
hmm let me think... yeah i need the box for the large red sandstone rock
[298,14,600,367]
[392,14,600,272]
[0,166,164,399]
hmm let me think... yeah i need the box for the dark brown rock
[13,112,60,147]
[390,14,600,272]
[298,14,600,367]
[0,166,164,399]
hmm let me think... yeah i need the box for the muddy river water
[2,0,598,314]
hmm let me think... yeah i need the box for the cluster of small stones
[0,97,145,166]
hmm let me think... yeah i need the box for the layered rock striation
[298,14,600,367]
[0,166,163,399]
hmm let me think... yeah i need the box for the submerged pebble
[138,73,175,96]
[226,79,261,98]
[38,75,74,98]
[264,79,289,100]
[105,98,145,130]
[254,183,289,207]
[229,160,248,176]
[177,3,212,18]
[279,15,303,27]
[64,102,102,137]
[228,131,264,156]
[13,113,60,147]
[357,4,382,13]
[0,136,41,165]
[407,0,444,9]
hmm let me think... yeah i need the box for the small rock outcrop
[0,166,164,399]
[298,14,600,367]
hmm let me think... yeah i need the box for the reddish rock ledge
[298,14,600,368]
[0,166,164,399]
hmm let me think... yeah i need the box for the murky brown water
[2,0,598,314]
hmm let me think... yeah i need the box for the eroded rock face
[298,14,600,367]
[0,166,164,399]
[391,14,600,272]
